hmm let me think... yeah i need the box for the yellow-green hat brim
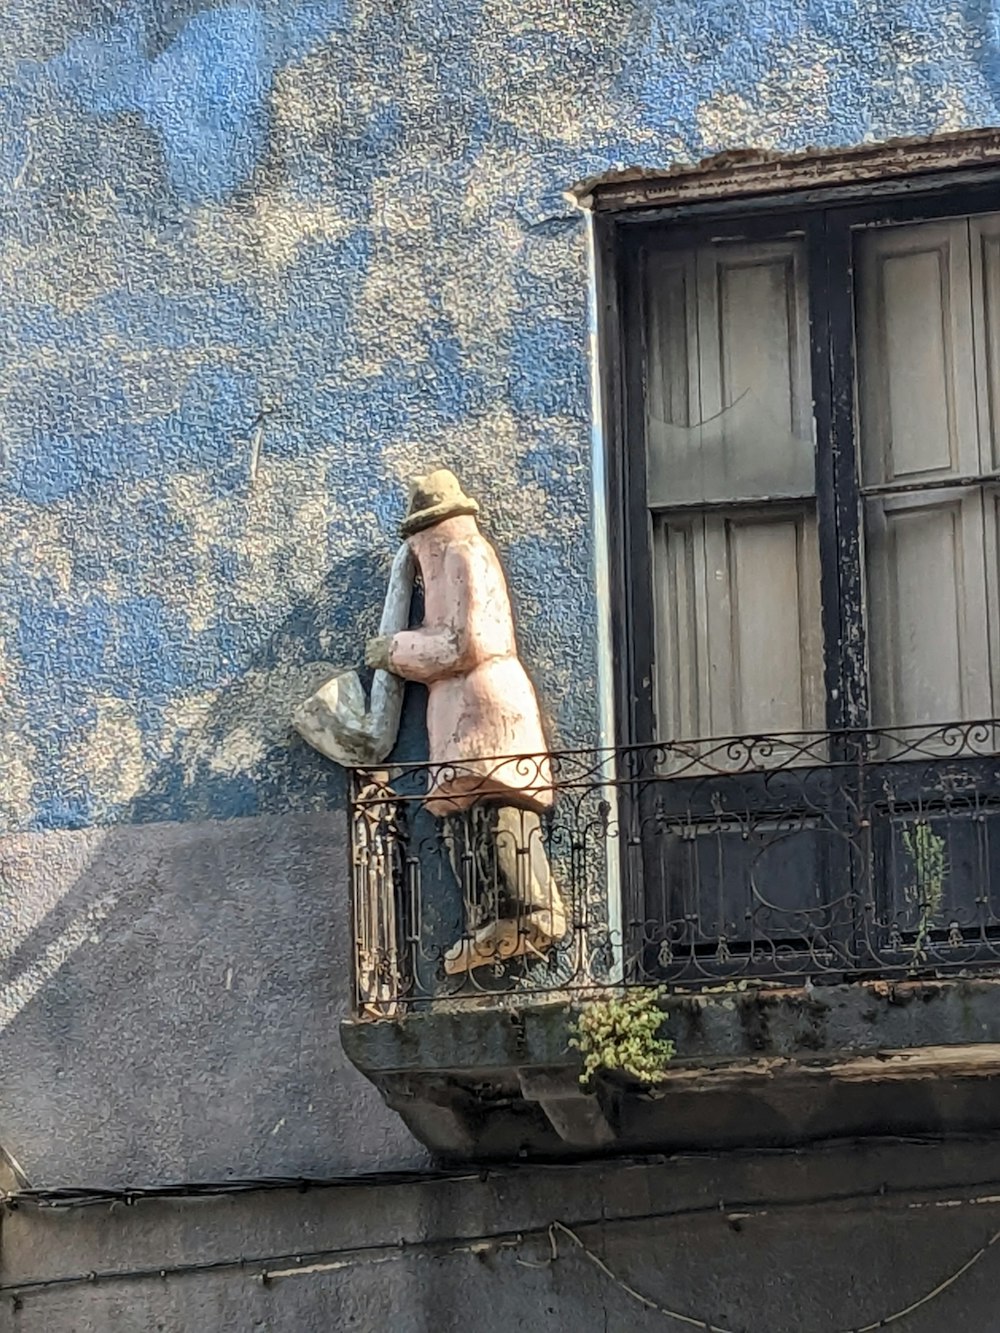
[400,497,479,537]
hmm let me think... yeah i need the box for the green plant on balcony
[902,819,947,962]
[569,987,675,1088]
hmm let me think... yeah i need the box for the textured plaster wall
[5,1145,1000,1332]
[0,815,430,1184]
[5,0,1000,1184]
[6,0,1000,838]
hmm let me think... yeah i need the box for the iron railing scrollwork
[348,722,1000,1014]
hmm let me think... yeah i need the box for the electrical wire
[2,1132,988,1211]
[7,1138,1000,1328]
[2,1167,486,1210]
[548,1219,1000,1333]
[5,1183,1000,1316]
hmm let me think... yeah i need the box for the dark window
[600,177,1000,982]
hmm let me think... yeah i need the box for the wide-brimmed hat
[400,468,480,537]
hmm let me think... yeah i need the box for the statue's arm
[387,546,474,682]
[388,627,463,682]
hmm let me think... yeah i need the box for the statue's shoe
[443,908,567,975]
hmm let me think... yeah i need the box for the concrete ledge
[341,979,1000,1159]
[342,977,1000,1075]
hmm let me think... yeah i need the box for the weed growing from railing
[902,819,947,961]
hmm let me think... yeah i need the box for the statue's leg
[443,808,484,933]
[494,806,567,952]
[442,806,497,975]
[469,803,498,930]
[443,805,568,974]
[445,799,504,981]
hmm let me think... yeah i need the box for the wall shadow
[0,549,435,1187]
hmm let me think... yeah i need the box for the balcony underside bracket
[517,1069,617,1148]
[379,1074,481,1156]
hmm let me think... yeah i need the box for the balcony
[340,724,1000,1159]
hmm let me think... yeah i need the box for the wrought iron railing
[349,723,1000,1014]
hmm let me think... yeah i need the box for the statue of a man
[364,470,565,973]
[295,469,565,976]
[365,471,551,812]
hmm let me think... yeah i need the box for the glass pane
[644,238,815,507]
[856,219,979,489]
[653,506,824,746]
[865,492,991,729]
[856,217,994,732]
[972,214,1000,472]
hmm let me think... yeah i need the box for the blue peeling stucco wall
[7,0,1000,839]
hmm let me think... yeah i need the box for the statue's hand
[365,634,394,672]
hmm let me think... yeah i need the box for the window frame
[598,172,1000,754]
[597,168,1000,970]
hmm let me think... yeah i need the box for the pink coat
[387,515,553,815]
